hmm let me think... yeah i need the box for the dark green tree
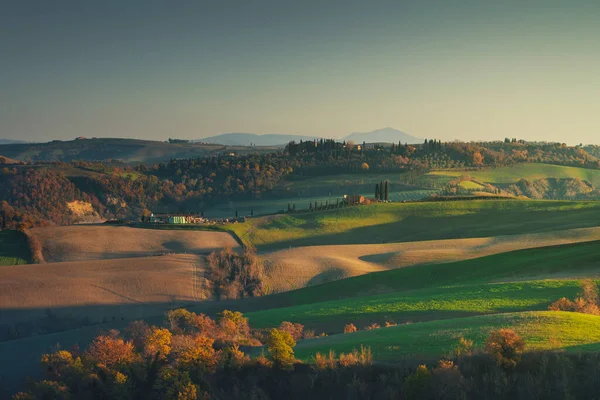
[384,181,389,201]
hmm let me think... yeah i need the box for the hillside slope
[0,138,276,163]
[29,225,239,262]
[260,227,600,291]
[229,200,600,251]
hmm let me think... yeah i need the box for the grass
[261,240,600,305]
[293,311,600,361]
[459,180,484,190]
[225,200,600,250]
[425,163,600,187]
[201,189,437,219]
[246,280,583,330]
[0,230,31,266]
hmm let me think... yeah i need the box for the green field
[201,189,437,218]
[459,180,484,190]
[247,280,582,330]
[293,312,600,361]
[0,230,31,266]
[425,163,600,187]
[245,241,600,329]
[226,200,600,250]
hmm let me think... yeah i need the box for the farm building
[148,213,205,224]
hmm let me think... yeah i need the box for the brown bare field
[0,254,212,324]
[261,226,600,292]
[28,225,240,262]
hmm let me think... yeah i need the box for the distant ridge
[195,133,320,146]
[196,128,423,146]
[344,127,423,144]
[0,139,28,145]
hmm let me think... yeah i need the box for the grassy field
[201,189,437,218]
[0,230,31,266]
[226,200,600,250]
[424,163,600,187]
[245,241,600,328]
[293,312,600,361]
[247,280,583,330]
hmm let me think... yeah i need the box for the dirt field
[29,225,240,262]
[261,226,600,292]
[0,253,213,324]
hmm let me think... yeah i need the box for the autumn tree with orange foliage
[485,328,525,369]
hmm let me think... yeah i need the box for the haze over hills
[196,127,424,146]
[344,127,423,145]
[196,133,320,146]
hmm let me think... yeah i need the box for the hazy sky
[1,0,599,144]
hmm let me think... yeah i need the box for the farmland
[227,200,600,250]
[2,199,600,397]
[293,311,600,361]
[421,163,600,187]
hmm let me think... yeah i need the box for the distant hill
[196,133,320,146]
[0,155,21,164]
[344,127,423,144]
[197,128,422,146]
[0,138,277,164]
[0,139,28,145]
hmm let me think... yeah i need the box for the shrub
[220,344,249,369]
[167,309,198,334]
[253,350,273,368]
[218,310,251,344]
[205,249,265,300]
[403,365,432,399]
[343,323,357,333]
[40,350,83,381]
[86,335,136,368]
[453,336,474,357]
[549,297,576,312]
[144,328,172,361]
[267,328,296,367]
[25,232,44,264]
[125,320,150,351]
[432,360,466,399]
[313,350,336,370]
[358,345,372,366]
[364,323,380,331]
[338,351,359,367]
[171,334,217,371]
[485,328,525,369]
[194,313,218,339]
[279,321,304,341]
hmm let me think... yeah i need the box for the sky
[1,0,599,144]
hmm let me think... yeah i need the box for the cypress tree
[380,181,384,200]
[385,181,389,201]
[375,183,380,199]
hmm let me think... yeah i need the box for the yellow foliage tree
[144,328,172,360]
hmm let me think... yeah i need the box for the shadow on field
[260,206,600,250]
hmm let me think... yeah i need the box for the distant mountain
[343,127,423,144]
[196,133,321,146]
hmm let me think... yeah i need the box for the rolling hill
[423,163,600,187]
[0,138,277,163]
[227,200,600,251]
